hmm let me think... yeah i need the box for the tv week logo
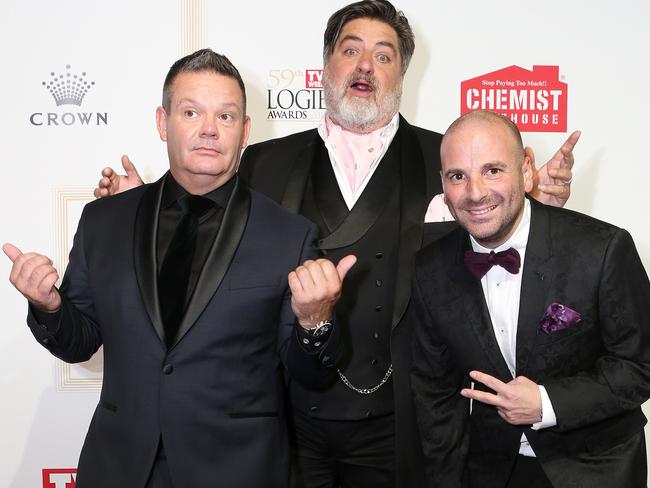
[460,65,568,132]
[42,468,76,488]
[305,69,323,88]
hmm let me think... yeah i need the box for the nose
[200,117,219,139]
[356,51,374,75]
[467,177,488,202]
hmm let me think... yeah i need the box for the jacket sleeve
[279,223,343,389]
[409,262,470,488]
[26,206,103,363]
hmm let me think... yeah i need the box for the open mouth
[465,205,497,216]
[349,79,374,96]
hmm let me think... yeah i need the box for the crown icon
[42,65,95,106]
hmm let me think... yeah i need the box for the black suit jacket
[410,198,650,488]
[239,115,446,487]
[26,174,341,488]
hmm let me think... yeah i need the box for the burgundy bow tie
[464,248,521,280]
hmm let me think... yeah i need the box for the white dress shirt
[470,199,556,457]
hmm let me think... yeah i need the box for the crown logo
[42,65,95,106]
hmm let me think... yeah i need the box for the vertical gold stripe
[179,0,206,56]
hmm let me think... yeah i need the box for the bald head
[442,110,524,161]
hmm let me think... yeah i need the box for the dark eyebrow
[338,35,397,54]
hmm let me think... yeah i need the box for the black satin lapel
[453,232,513,379]
[516,200,554,376]
[318,130,400,250]
[134,174,166,346]
[171,176,251,349]
[312,142,350,233]
[281,132,320,213]
[391,118,428,327]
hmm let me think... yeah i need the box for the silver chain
[337,364,393,395]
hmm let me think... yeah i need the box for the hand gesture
[528,130,581,208]
[289,255,356,328]
[460,370,542,425]
[93,154,144,198]
[3,243,61,313]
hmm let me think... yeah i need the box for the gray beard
[323,72,402,134]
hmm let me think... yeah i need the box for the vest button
[365,410,372,418]
[375,252,383,259]
[375,279,383,287]
[375,305,382,312]
[310,406,319,412]
[373,331,380,339]
[162,363,174,375]
[319,249,328,256]
[371,359,378,365]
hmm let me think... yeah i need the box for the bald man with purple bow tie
[409,110,650,488]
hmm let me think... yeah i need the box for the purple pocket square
[538,303,582,334]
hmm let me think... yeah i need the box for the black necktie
[464,248,521,280]
[158,194,214,348]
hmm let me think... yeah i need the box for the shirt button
[368,147,375,153]
[375,279,382,287]
[162,364,174,375]
[375,252,383,259]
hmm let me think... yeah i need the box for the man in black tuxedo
[92,2,579,486]
[3,49,356,488]
[410,109,650,488]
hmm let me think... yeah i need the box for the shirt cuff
[295,323,332,353]
[531,385,557,430]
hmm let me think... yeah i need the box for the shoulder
[248,188,313,232]
[244,128,319,160]
[81,183,151,219]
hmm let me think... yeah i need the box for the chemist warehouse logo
[266,68,326,121]
[42,468,76,487]
[29,64,108,127]
[461,65,567,132]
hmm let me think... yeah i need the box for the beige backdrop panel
[1,0,648,486]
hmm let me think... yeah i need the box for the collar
[162,173,236,210]
[317,112,399,144]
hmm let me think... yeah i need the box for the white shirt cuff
[531,385,557,430]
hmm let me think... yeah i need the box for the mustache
[191,140,224,152]
[345,73,380,92]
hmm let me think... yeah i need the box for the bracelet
[304,319,331,337]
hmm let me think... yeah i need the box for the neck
[169,170,234,196]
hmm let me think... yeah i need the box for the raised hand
[3,243,61,313]
[528,130,581,208]
[289,255,356,328]
[460,370,542,425]
[93,154,144,198]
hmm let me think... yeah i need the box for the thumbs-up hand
[3,243,61,313]
[289,255,356,328]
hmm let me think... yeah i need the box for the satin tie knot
[464,247,521,280]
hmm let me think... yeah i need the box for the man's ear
[241,115,251,149]
[156,106,168,142]
[523,148,535,193]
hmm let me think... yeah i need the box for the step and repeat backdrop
[1,0,649,486]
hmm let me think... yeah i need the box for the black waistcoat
[290,131,403,420]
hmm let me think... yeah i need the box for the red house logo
[42,468,76,488]
[461,65,567,132]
